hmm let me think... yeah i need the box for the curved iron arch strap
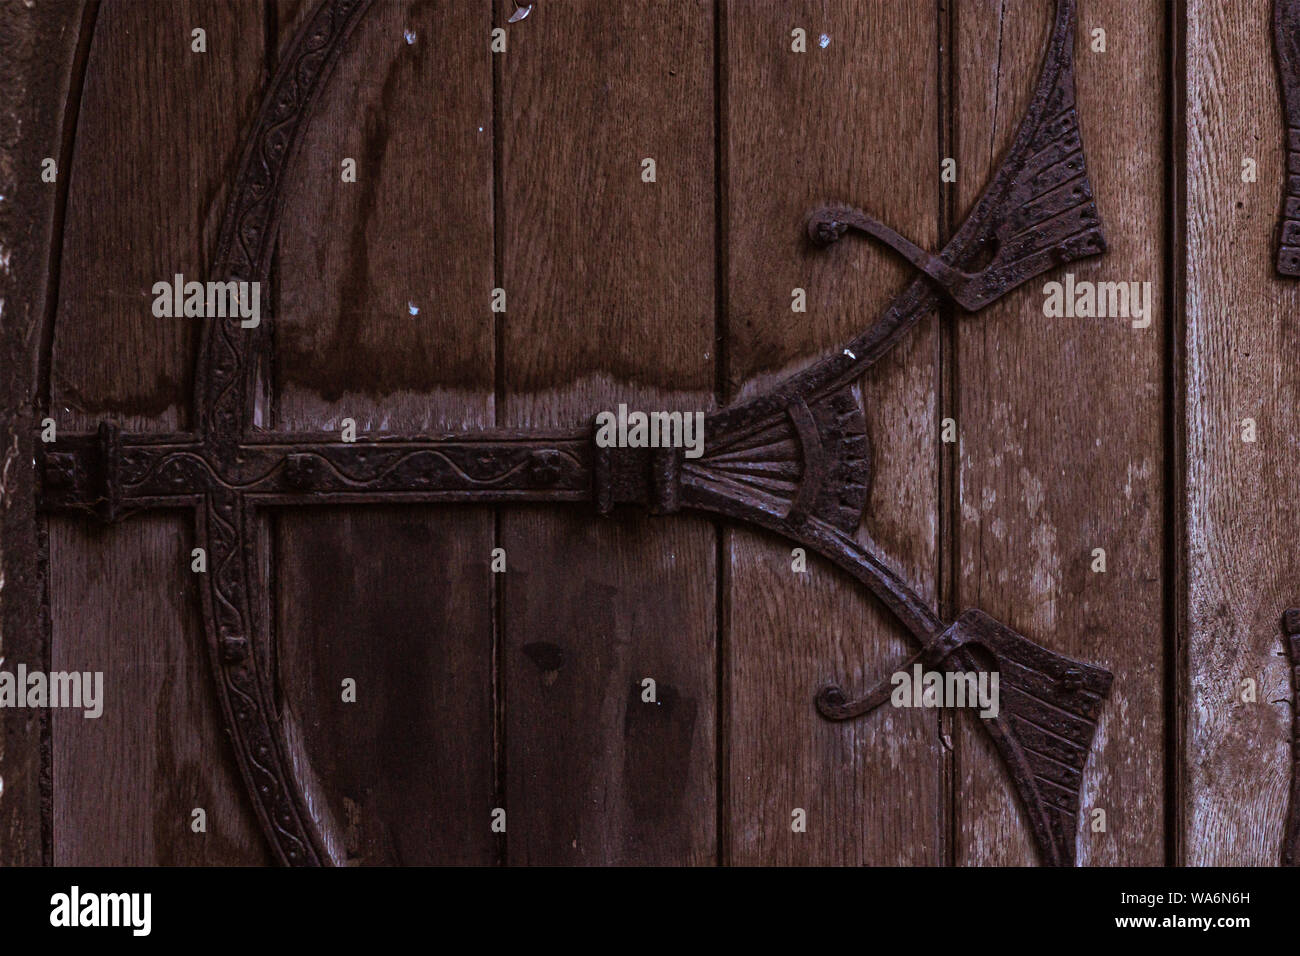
[199,0,375,867]
[202,0,374,443]
[177,0,1110,866]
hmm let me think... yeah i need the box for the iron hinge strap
[592,439,684,516]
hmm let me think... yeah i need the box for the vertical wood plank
[499,0,717,865]
[1184,0,1296,865]
[724,0,943,864]
[272,0,316,54]
[273,0,497,865]
[49,517,270,864]
[0,0,88,866]
[47,0,270,864]
[952,0,1166,865]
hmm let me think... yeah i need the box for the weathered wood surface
[272,0,497,866]
[722,0,944,865]
[0,0,84,867]
[10,0,1297,868]
[952,0,1167,866]
[498,0,718,865]
[46,0,269,864]
[1184,0,1296,866]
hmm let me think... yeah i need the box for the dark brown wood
[497,0,718,866]
[1,0,1229,873]
[721,0,945,865]
[34,0,1122,868]
[22,0,1300,874]
[784,0,1111,867]
[49,515,268,865]
[274,506,495,865]
[271,0,497,865]
[713,0,1109,868]
[0,0,86,867]
[46,0,272,865]
[273,0,318,55]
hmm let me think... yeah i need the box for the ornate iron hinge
[37,0,1111,867]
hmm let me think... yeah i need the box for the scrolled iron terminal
[39,0,1112,866]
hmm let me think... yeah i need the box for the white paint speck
[843,348,855,359]
[818,34,830,48]
[408,301,419,316]
[403,28,417,44]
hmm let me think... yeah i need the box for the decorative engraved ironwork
[201,0,375,866]
[38,0,1111,866]
[1283,609,1300,865]
[817,610,1111,866]
[806,74,1103,310]
[1277,0,1300,275]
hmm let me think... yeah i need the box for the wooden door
[0,0,1288,867]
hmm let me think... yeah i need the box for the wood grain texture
[952,0,1166,865]
[273,0,317,56]
[47,0,269,863]
[274,507,495,865]
[499,0,717,864]
[723,0,943,864]
[275,0,494,427]
[1184,0,1297,865]
[273,0,497,865]
[23,0,1300,870]
[49,516,270,864]
[50,0,262,432]
[0,0,85,866]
